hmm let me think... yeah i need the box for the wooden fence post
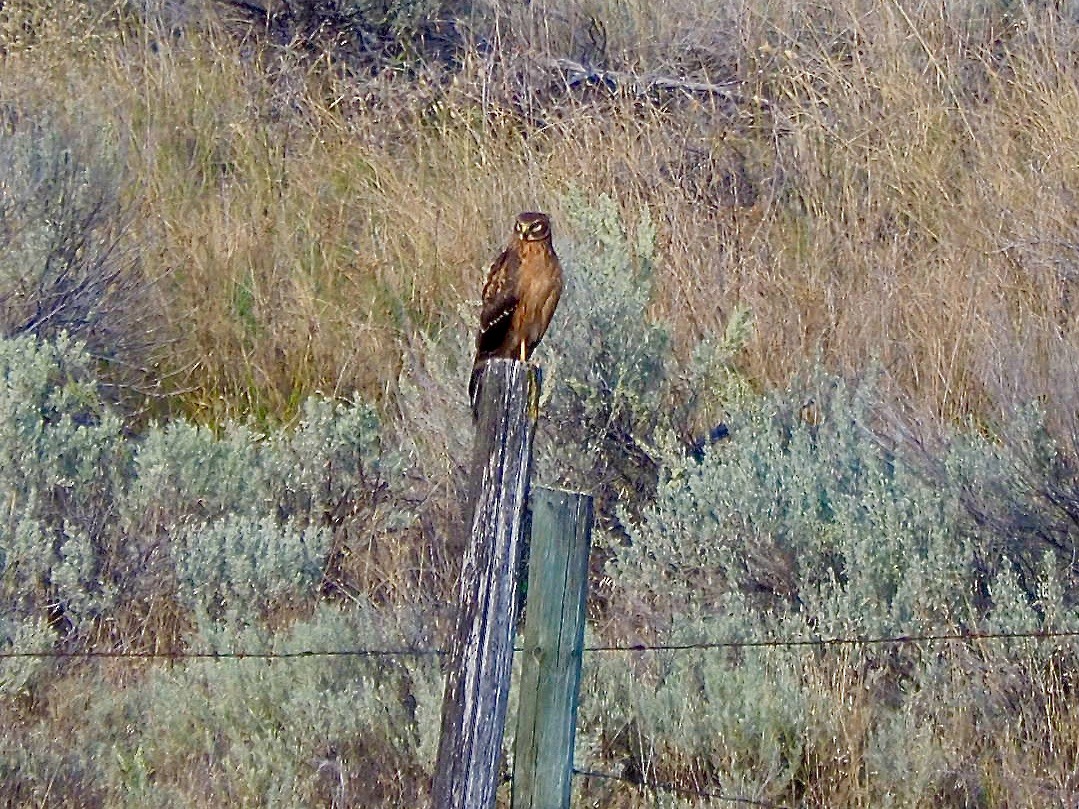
[512,487,593,809]
[432,359,539,809]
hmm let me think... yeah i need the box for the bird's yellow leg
[519,341,527,362]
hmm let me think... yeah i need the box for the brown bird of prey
[469,211,563,408]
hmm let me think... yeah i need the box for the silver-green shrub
[591,371,1079,805]
[546,190,669,430]
[612,373,975,637]
[83,602,442,806]
[0,109,167,399]
[0,333,128,629]
[127,419,271,523]
[536,192,672,535]
[577,616,809,802]
[175,514,329,625]
[0,331,412,645]
[537,192,755,551]
[127,393,408,623]
[0,332,435,805]
[940,403,1079,603]
[0,613,53,699]
[269,394,405,529]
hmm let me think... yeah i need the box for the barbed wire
[574,766,791,808]
[0,647,445,660]
[2,627,1076,661]
[582,627,1079,653]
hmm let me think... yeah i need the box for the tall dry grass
[3,0,1075,428]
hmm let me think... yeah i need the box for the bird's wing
[476,247,520,356]
[535,260,564,341]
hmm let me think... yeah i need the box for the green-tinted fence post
[512,486,594,809]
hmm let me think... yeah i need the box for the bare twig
[546,57,770,108]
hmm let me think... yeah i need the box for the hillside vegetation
[1,1,1078,806]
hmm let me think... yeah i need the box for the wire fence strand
[2,628,1076,661]
[0,647,446,660]
[574,766,792,808]
[582,627,1079,653]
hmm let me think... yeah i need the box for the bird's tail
[468,359,483,420]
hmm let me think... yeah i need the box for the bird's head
[514,212,552,242]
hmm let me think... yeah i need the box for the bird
[469,211,563,411]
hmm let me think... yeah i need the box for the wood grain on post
[512,487,593,809]
[432,359,539,809]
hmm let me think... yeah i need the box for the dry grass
[3,0,1076,427]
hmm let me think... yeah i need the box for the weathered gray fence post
[432,359,539,809]
[512,487,593,809]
